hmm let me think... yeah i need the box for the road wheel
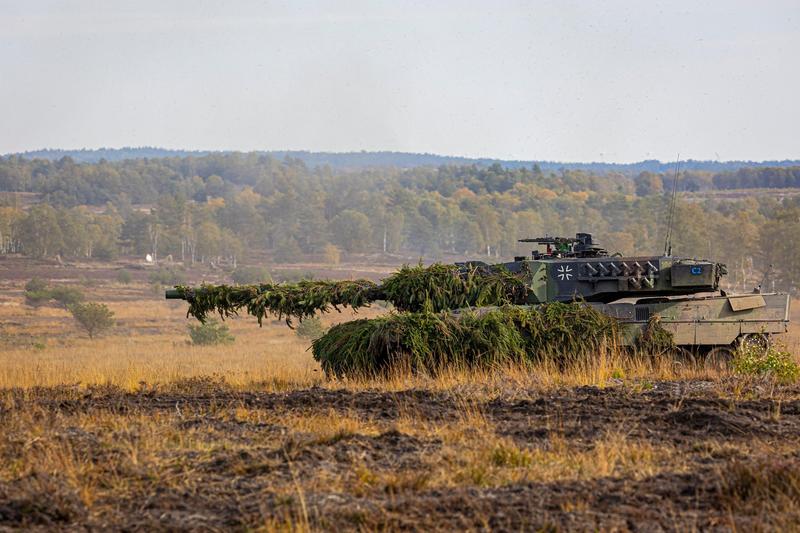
[674,347,699,368]
[705,346,735,372]
[739,333,770,355]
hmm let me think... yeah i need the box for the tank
[166,232,791,361]
[478,233,790,357]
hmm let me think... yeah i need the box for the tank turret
[461,233,728,304]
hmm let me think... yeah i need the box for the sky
[1,0,798,162]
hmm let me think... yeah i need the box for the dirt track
[2,380,799,531]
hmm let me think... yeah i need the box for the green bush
[231,266,272,285]
[69,302,115,339]
[24,278,51,307]
[187,319,235,346]
[731,344,799,383]
[23,280,85,309]
[49,286,85,309]
[116,270,133,284]
[148,267,186,286]
[295,316,327,340]
[25,278,48,293]
[24,289,51,307]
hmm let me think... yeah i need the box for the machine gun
[517,232,608,259]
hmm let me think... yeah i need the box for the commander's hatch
[729,295,766,312]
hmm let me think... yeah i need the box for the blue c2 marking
[690,266,703,275]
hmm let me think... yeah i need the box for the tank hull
[592,292,790,347]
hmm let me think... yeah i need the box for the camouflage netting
[379,263,528,313]
[311,303,619,377]
[176,263,528,325]
[176,279,379,325]
[175,264,626,377]
[636,315,675,354]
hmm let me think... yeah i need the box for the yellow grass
[0,287,379,390]
[2,278,798,530]
[0,337,317,390]
[1,284,797,392]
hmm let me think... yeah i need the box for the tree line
[0,154,798,292]
[10,147,800,172]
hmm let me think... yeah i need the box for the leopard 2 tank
[461,233,789,359]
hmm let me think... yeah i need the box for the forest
[0,152,798,293]
[11,147,800,173]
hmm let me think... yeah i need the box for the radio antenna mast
[663,155,681,257]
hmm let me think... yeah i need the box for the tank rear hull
[593,293,790,347]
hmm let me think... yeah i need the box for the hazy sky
[1,1,798,162]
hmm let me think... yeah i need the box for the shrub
[80,276,99,288]
[69,302,115,339]
[24,281,85,309]
[295,316,327,341]
[231,266,272,285]
[49,286,85,309]
[187,319,235,346]
[116,270,133,284]
[731,343,799,383]
[148,267,186,286]
[24,289,51,307]
[25,278,48,293]
[24,278,51,307]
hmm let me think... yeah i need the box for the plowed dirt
[2,379,799,531]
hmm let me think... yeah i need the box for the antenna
[663,155,681,257]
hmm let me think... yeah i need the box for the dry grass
[0,285,378,390]
[388,400,674,490]
[0,337,743,393]
[1,281,796,392]
[1,277,799,529]
[0,330,319,390]
[0,301,633,391]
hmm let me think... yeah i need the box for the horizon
[7,145,800,167]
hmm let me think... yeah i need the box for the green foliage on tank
[170,263,528,325]
[311,303,618,377]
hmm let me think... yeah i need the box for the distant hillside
[7,147,800,174]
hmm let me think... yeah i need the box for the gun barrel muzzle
[165,289,184,299]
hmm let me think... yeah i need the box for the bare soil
[2,380,799,531]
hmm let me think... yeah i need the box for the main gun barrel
[165,289,189,299]
[163,264,529,322]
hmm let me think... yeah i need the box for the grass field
[1,260,799,530]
